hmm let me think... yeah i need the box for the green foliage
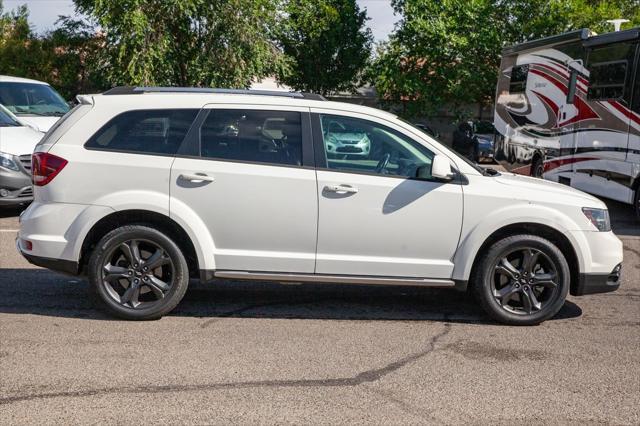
[276,0,373,95]
[0,3,48,82]
[74,0,288,88]
[371,0,640,118]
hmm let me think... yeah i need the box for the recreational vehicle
[494,28,639,217]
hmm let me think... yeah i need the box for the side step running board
[213,271,455,287]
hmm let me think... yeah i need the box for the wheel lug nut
[143,276,148,281]
[134,264,138,268]
[128,271,133,275]
[134,279,139,284]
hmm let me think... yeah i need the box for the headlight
[582,208,611,232]
[0,152,19,171]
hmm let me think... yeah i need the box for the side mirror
[431,154,455,181]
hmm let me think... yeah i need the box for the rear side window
[199,109,303,166]
[509,64,529,93]
[85,109,199,155]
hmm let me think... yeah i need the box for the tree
[276,0,373,95]
[370,0,640,118]
[0,3,49,82]
[74,0,288,88]
[42,17,109,99]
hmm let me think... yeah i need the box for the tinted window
[86,109,199,155]
[0,82,70,116]
[509,64,529,94]
[633,62,640,114]
[587,43,636,101]
[200,110,302,166]
[319,114,434,179]
[0,106,19,127]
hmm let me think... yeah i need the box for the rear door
[170,105,318,273]
[571,41,638,202]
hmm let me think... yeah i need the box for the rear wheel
[88,225,189,320]
[473,234,570,325]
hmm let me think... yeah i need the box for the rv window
[587,61,627,100]
[509,64,529,93]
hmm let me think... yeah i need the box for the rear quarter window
[85,109,199,155]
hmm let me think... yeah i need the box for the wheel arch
[79,210,201,279]
[455,222,582,296]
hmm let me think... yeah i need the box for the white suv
[17,87,623,325]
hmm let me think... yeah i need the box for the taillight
[32,152,68,186]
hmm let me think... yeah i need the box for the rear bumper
[17,237,79,275]
[573,264,622,296]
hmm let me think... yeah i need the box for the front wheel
[473,235,570,325]
[88,225,189,320]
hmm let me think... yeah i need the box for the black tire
[473,234,570,326]
[531,156,544,178]
[88,225,189,320]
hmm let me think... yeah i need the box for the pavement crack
[0,323,451,406]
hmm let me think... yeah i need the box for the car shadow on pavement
[0,268,582,324]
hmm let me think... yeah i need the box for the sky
[2,0,399,43]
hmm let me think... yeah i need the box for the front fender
[452,203,588,282]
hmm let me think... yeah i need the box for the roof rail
[102,86,326,101]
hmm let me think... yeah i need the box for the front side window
[319,114,434,179]
[0,82,70,117]
[200,109,303,166]
[509,64,529,94]
[85,109,199,155]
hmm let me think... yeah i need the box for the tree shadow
[0,268,582,324]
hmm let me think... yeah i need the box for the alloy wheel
[101,239,175,309]
[491,247,559,315]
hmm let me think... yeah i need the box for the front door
[311,111,464,279]
[170,105,318,273]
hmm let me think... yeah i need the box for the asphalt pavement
[0,201,638,424]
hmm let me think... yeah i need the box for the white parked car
[0,104,43,206]
[0,75,70,132]
[17,87,623,325]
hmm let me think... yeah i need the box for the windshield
[0,106,20,127]
[0,82,70,117]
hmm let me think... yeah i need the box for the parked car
[17,87,622,325]
[322,116,371,157]
[0,75,70,132]
[452,120,495,163]
[0,104,43,207]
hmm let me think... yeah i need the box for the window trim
[310,112,463,184]
[84,108,200,156]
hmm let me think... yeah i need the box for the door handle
[325,184,358,194]
[179,173,215,183]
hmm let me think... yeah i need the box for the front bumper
[0,167,33,206]
[574,264,622,295]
